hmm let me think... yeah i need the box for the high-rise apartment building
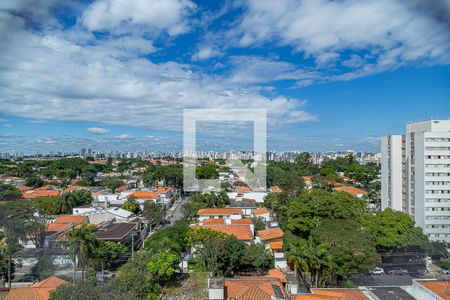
[381,120,450,243]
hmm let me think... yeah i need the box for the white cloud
[0,12,316,133]
[192,45,221,61]
[81,0,197,35]
[227,56,318,84]
[87,127,110,134]
[231,0,450,74]
[4,124,12,127]
[114,134,134,139]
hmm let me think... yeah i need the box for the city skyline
[1,1,450,153]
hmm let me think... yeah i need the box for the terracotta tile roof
[16,185,32,192]
[54,215,87,224]
[253,208,269,215]
[294,289,368,300]
[65,185,83,191]
[130,191,159,200]
[334,186,368,196]
[269,186,283,193]
[156,187,173,193]
[224,278,287,300]
[258,227,284,241]
[203,218,253,225]
[270,241,284,251]
[242,268,287,283]
[237,186,252,194]
[198,208,243,215]
[192,225,253,241]
[303,176,313,185]
[4,276,68,300]
[115,185,129,192]
[46,223,71,234]
[22,189,61,198]
[417,280,450,299]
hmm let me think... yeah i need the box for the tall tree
[67,225,100,281]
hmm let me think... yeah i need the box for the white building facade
[381,120,450,243]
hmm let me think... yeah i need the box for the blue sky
[0,0,449,154]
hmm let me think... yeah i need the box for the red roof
[334,186,368,196]
[156,187,173,193]
[192,225,253,241]
[130,191,159,200]
[253,208,269,215]
[417,280,450,300]
[203,218,253,225]
[22,189,61,198]
[198,208,243,215]
[269,186,283,193]
[54,215,87,224]
[46,223,71,234]
[257,227,284,241]
[242,268,287,283]
[270,241,283,251]
[224,278,288,300]
[294,288,368,299]
[4,276,68,300]
[237,186,252,193]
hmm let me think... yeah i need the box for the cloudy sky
[0,0,449,154]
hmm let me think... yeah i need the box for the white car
[370,267,385,275]
[442,269,450,274]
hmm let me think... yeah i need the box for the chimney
[208,277,224,300]
[225,218,232,225]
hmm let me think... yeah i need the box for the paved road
[166,196,188,224]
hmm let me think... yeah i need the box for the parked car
[442,269,450,274]
[388,268,408,275]
[370,267,385,275]
[417,269,427,275]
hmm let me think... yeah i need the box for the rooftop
[130,191,159,200]
[334,186,368,196]
[191,224,253,241]
[4,276,68,300]
[224,278,288,300]
[417,280,450,300]
[202,218,253,225]
[257,227,284,241]
[54,215,87,224]
[198,208,243,215]
[294,288,368,300]
[93,222,136,240]
[253,208,269,215]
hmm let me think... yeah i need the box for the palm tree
[67,225,100,281]
[287,237,333,290]
[61,192,77,214]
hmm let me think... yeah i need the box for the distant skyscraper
[381,120,450,243]
[80,148,86,157]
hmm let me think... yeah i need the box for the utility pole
[131,232,134,261]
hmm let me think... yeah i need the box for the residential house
[4,276,68,300]
[334,186,368,198]
[197,208,243,222]
[294,288,369,299]
[228,201,256,217]
[93,221,140,245]
[208,277,289,300]
[21,185,61,199]
[72,206,134,224]
[407,279,450,300]
[257,227,286,269]
[252,208,271,222]
[155,186,175,207]
[302,176,313,190]
[227,192,267,203]
[269,186,283,193]
[191,222,254,245]
[129,191,163,208]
